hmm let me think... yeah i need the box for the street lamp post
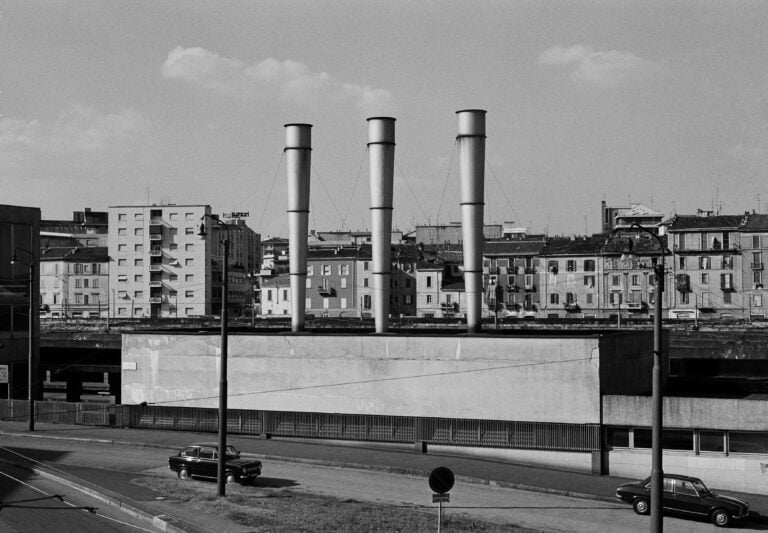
[10,247,35,432]
[198,215,230,498]
[630,223,666,533]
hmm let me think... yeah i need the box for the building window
[118,275,127,283]
[169,212,178,221]
[305,297,312,308]
[584,275,595,288]
[185,274,194,282]
[322,265,331,276]
[185,228,194,235]
[323,298,329,309]
[611,275,621,286]
[135,258,143,267]
[340,298,347,309]
[135,244,144,252]
[565,292,576,305]
[699,256,710,270]
[680,292,689,304]
[282,289,288,302]
[134,291,143,299]
[340,278,347,289]
[550,293,559,304]
[566,260,576,272]
[426,276,432,288]
[118,307,127,316]
[185,258,194,266]
[701,272,709,284]
[339,264,349,275]
[306,278,312,289]
[728,431,768,454]
[185,290,194,298]
[631,274,640,286]
[584,259,595,272]
[185,212,194,220]
[610,292,622,305]
[547,260,558,273]
[75,278,82,288]
[753,235,761,249]
[92,278,99,288]
[118,228,127,236]
[404,294,412,305]
[753,294,763,308]
[363,277,369,288]
[134,228,144,236]
[118,244,127,252]
[170,274,178,281]
[363,294,372,309]
[586,293,593,304]
[185,244,194,251]
[363,261,370,271]
[723,292,732,304]
[307,265,314,276]
[118,213,127,221]
[267,290,273,302]
[426,294,432,304]
[134,275,143,282]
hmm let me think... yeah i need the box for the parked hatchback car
[616,474,749,527]
[168,443,262,485]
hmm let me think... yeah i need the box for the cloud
[0,105,150,156]
[162,46,393,115]
[538,45,663,88]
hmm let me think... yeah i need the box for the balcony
[564,303,580,312]
[752,262,764,270]
[149,265,162,272]
[318,286,335,297]
[149,297,163,304]
[149,281,163,288]
[149,233,162,241]
[149,218,163,226]
[150,248,163,257]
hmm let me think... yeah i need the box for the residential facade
[666,214,744,320]
[483,239,546,317]
[39,246,110,318]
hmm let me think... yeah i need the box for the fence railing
[0,400,600,452]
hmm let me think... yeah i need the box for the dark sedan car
[616,473,749,527]
[168,442,262,485]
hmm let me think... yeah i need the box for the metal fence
[0,400,601,452]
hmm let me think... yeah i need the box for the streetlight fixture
[10,247,35,432]
[198,214,231,498]
[627,222,666,533]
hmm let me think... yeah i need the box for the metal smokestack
[367,117,396,333]
[456,109,486,333]
[284,123,312,332]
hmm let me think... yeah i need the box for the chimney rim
[283,123,313,128]
[455,108,487,115]
[366,116,397,122]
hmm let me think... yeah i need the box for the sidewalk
[2,421,767,531]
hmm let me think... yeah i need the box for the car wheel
[633,498,650,515]
[177,467,190,480]
[711,509,731,527]
[225,472,237,484]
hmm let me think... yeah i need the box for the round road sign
[428,466,455,494]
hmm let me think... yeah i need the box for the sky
[1,1,767,238]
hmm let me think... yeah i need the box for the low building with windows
[738,214,768,320]
[415,247,464,318]
[259,273,291,316]
[39,246,109,318]
[483,239,545,317]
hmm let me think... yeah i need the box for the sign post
[429,467,454,533]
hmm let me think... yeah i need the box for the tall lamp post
[10,247,35,432]
[198,215,230,497]
[629,223,666,533]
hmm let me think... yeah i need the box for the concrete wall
[608,450,768,493]
[604,395,768,431]
[122,332,645,425]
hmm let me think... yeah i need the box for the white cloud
[538,45,662,88]
[162,46,393,115]
[0,105,150,156]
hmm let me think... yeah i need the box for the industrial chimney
[284,123,312,332]
[367,117,396,333]
[456,110,486,333]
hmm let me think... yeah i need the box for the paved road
[0,460,156,533]
[3,429,768,532]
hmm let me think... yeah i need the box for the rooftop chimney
[367,117,396,333]
[456,109,486,333]
[284,123,312,332]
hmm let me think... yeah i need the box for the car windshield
[225,445,240,456]
[692,479,712,495]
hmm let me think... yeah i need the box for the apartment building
[483,239,545,317]
[666,214,745,320]
[415,247,464,318]
[740,214,768,320]
[39,246,109,318]
[40,207,109,248]
[538,236,604,319]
